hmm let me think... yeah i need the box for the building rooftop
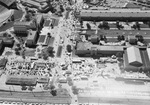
[127,46,143,66]
[76,42,124,51]
[124,2,141,8]
[44,20,51,27]
[6,75,37,86]
[124,48,150,71]
[80,29,150,37]
[36,14,43,24]
[21,0,41,7]
[27,30,37,40]
[79,9,150,18]
[0,0,15,6]
[14,21,33,26]
[38,35,46,43]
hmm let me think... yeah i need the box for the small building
[51,18,59,27]
[126,46,142,67]
[88,35,99,44]
[123,47,150,72]
[26,30,38,47]
[3,38,14,47]
[37,77,50,84]
[44,19,51,27]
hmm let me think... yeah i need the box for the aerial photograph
[0,0,150,105]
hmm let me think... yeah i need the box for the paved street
[0,91,71,104]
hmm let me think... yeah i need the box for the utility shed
[127,46,142,66]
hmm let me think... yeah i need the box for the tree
[43,53,48,60]
[28,86,34,91]
[16,43,20,47]
[98,23,103,29]
[47,46,54,57]
[51,90,57,96]
[49,85,55,90]
[121,35,125,40]
[60,5,64,12]
[68,80,73,86]
[116,21,121,30]
[102,21,109,30]
[25,13,32,21]
[47,33,51,38]
[80,20,83,27]
[66,45,72,52]
[3,33,7,37]
[86,23,91,30]
[136,21,140,30]
[117,35,121,41]
[116,52,122,58]
[72,86,78,95]
[11,15,14,21]
[21,86,27,91]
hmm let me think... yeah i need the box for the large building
[123,46,150,72]
[13,20,37,34]
[76,9,150,21]
[36,14,44,30]
[75,42,124,56]
[26,30,38,47]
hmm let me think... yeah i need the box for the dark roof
[51,18,59,27]
[65,11,70,19]
[80,29,150,37]
[44,20,51,27]
[57,46,62,57]
[38,35,46,43]
[0,58,7,68]
[6,76,37,86]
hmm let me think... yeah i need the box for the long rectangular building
[75,42,124,56]
[77,9,150,21]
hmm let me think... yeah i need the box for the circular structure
[0,0,15,27]
[0,9,14,27]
